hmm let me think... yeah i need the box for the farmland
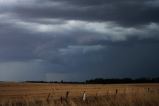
[0,83,159,106]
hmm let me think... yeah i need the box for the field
[0,83,159,106]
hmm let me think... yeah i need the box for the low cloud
[0,0,159,81]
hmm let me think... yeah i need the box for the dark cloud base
[0,0,159,81]
[15,0,159,26]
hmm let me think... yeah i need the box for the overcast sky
[0,0,159,81]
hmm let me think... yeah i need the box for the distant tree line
[24,80,84,84]
[85,77,159,84]
[24,77,159,84]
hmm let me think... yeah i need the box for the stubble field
[0,83,159,106]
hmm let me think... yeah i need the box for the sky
[0,0,159,81]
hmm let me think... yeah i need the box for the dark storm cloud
[12,0,159,26]
[0,0,159,81]
[44,39,159,80]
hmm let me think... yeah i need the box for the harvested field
[0,83,159,106]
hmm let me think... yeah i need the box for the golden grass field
[0,83,159,106]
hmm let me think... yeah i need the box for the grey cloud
[10,0,159,26]
[0,0,159,81]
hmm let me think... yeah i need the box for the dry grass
[0,83,159,106]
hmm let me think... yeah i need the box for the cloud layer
[0,0,159,81]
